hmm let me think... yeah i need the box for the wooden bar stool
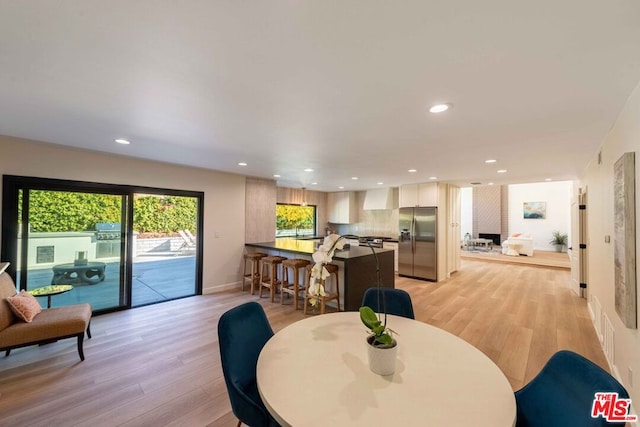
[281,258,311,309]
[243,252,267,294]
[259,256,287,302]
[304,263,340,314]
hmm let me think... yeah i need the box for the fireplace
[479,233,501,246]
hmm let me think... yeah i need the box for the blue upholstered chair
[218,302,279,427]
[515,350,630,427]
[361,288,415,319]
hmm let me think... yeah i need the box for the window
[276,204,316,238]
[1,175,204,314]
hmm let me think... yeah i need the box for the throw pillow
[6,290,42,322]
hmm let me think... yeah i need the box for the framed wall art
[614,151,637,329]
[523,201,546,219]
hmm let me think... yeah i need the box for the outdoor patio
[21,254,197,311]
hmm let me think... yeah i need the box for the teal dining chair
[361,287,415,319]
[514,350,630,426]
[218,302,280,427]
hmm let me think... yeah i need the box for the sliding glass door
[131,193,199,306]
[1,176,203,314]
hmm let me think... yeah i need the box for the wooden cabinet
[399,183,438,207]
[327,191,357,224]
[382,241,399,272]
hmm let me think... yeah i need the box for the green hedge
[27,191,197,233]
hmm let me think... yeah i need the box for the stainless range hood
[363,188,398,210]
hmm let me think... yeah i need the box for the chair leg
[76,333,85,361]
[236,420,242,427]
[5,349,10,357]
[86,321,92,339]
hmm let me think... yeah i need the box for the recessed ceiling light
[311,182,318,185]
[408,169,417,173]
[304,168,314,172]
[377,182,384,185]
[488,182,494,186]
[429,104,450,113]
[429,176,437,180]
[338,186,344,189]
[497,169,507,173]
[485,159,497,163]
[545,178,552,181]
[351,177,358,180]
[237,162,247,166]
[273,174,281,178]
[115,139,130,145]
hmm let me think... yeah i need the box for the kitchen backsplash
[331,191,398,238]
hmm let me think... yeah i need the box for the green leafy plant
[359,306,394,347]
[549,231,568,247]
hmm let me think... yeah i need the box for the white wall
[0,135,246,294]
[583,81,640,406]
[508,181,573,250]
[460,187,473,240]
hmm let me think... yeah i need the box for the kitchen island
[245,238,395,311]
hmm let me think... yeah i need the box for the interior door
[570,185,581,296]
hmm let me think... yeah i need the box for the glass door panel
[21,189,126,311]
[131,194,198,306]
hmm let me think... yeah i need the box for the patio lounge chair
[177,230,196,254]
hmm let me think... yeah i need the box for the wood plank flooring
[0,258,606,426]
[461,249,571,269]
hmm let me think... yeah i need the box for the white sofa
[501,234,534,256]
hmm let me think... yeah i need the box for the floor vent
[603,312,615,364]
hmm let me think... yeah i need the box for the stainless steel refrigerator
[398,207,437,281]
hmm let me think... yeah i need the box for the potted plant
[359,305,398,375]
[550,231,568,252]
[308,233,398,375]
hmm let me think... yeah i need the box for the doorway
[1,176,203,313]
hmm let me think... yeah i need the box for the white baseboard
[203,281,242,294]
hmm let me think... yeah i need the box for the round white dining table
[257,312,516,426]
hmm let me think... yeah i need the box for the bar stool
[259,256,287,302]
[242,252,267,294]
[304,263,340,314]
[281,258,311,309]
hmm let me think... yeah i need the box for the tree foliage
[27,190,197,233]
[276,204,314,230]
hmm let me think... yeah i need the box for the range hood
[363,188,398,210]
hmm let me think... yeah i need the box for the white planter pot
[366,336,398,376]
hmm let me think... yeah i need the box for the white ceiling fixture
[429,104,450,113]
[273,174,281,178]
[429,176,437,180]
[115,139,130,145]
[408,169,417,173]
[485,159,497,164]
[351,176,358,180]
[304,168,314,173]
[338,186,344,189]
[237,162,247,166]
[377,182,384,185]
[497,169,507,174]
[0,2,638,190]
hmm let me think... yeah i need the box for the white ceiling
[1,1,639,191]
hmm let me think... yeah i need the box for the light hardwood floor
[0,259,606,426]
